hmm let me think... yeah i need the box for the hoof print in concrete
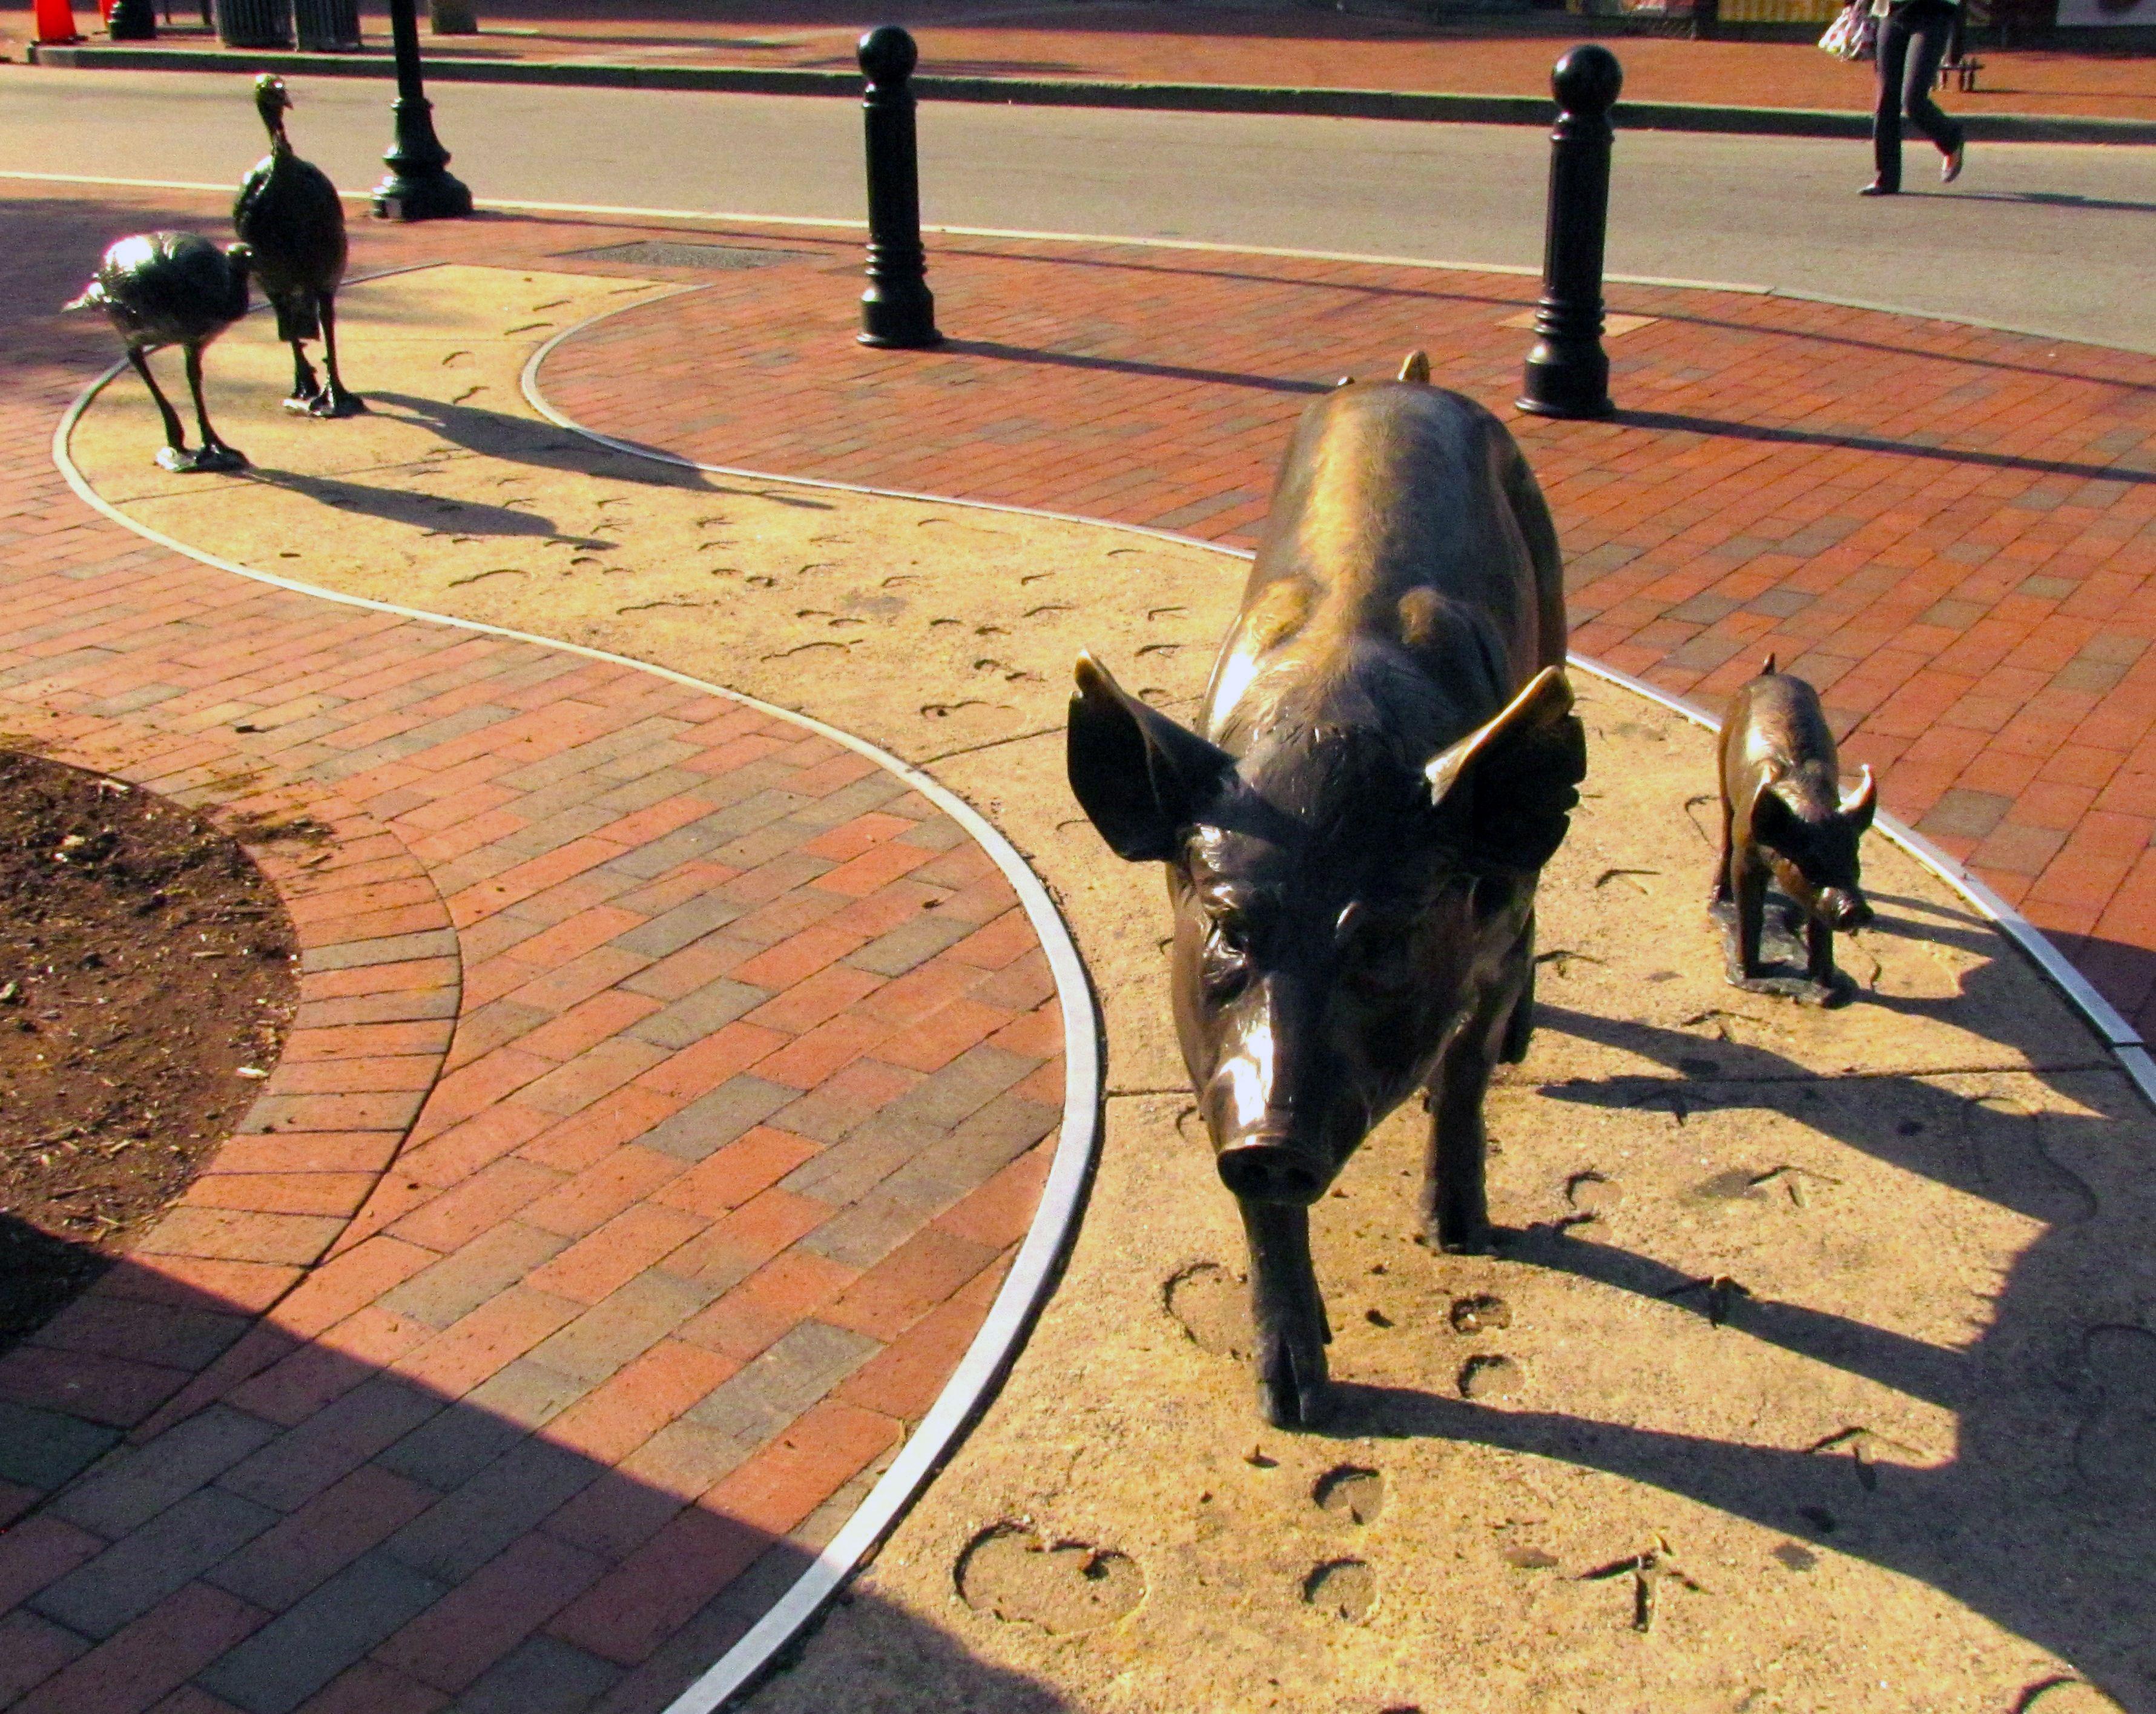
[1166,1261,1253,1359]
[1459,1353,1523,1400]
[2071,1325,2156,1499]
[1314,1465,1385,1525]
[957,1524,1145,1634]
[2018,1683,2129,1713]
[1564,1170,1621,1216]
[1302,1557,1378,1623]
[1448,1293,1511,1334]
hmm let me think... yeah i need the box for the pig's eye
[1203,916,1253,995]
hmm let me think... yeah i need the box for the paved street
[2,65,2153,350]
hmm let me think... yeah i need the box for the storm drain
[558,241,819,271]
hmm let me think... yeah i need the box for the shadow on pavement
[239,466,617,547]
[1612,407,2156,486]
[0,1222,1072,1713]
[1321,916,2156,1710]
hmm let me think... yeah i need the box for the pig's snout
[1819,889,1871,931]
[1217,1134,1328,1205]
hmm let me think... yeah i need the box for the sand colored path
[59,265,2156,1713]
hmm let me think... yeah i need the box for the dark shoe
[1859,179,1898,196]
[1941,143,1965,183]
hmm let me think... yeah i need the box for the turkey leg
[285,336,322,411]
[311,295,365,418]
[129,348,196,470]
[182,344,247,472]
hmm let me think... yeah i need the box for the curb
[24,43,2156,145]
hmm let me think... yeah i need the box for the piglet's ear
[1067,651,1232,863]
[1424,666,1587,874]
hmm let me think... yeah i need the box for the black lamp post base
[372,170,473,222]
[859,286,941,350]
[1516,364,1613,419]
[374,85,470,222]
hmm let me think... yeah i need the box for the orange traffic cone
[34,0,85,42]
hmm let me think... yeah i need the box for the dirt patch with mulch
[0,750,299,1352]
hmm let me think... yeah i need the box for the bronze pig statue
[1712,654,1876,1004]
[1066,354,1586,1428]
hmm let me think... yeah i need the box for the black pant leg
[1901,7,1966,154]
[1872,11,1911,186]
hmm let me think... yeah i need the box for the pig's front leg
[1422,983,1512,1256]
[1239,1199,1331,1429]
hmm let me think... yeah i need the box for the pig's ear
[1067,651,1232,862]
[1423,666,1587,873]
[1840,763,1877,833]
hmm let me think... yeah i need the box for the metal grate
[558,241,816,271]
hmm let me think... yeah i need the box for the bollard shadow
[938,338,1330,396]
[1609,407,2156,487]
[0,1235,1074,1713]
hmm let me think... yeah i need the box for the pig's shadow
[1310,967,2156,1706]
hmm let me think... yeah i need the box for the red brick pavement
[0,188,1067,1713]
[535,234,2156,1033]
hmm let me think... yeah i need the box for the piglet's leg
[1802,915,1843,1005]
[1729,849,1770,983]
[1710,794,1735,906]
[1239,1200,1330,1429]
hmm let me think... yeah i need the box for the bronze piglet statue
[1066,354,1586,1428]
[1713,654,1877,1005]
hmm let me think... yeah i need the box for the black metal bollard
[107,0,157,41]
[1517,44,1622,421]
[857,26,941,350]
[372,0,472,222]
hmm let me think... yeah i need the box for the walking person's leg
[1901,2,1968,180]
[1867,9,1913,193]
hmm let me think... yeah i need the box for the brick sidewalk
[0,189,1064,1714]
[535,234,2156,1034]
[12,0,2154,120]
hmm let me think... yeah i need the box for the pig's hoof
[1795,977,1851,1009]
[1426,1206,1494,1255]
[1258,1372,1333,1430]
[1255,1337,1331,1429]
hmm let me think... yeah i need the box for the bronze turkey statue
[234,74,363,418]
[66,232,253,474]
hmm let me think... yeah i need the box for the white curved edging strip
[521,302,2156,1122]
[51,361,1105,1714]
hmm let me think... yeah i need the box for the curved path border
[15,342,1102,1714]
